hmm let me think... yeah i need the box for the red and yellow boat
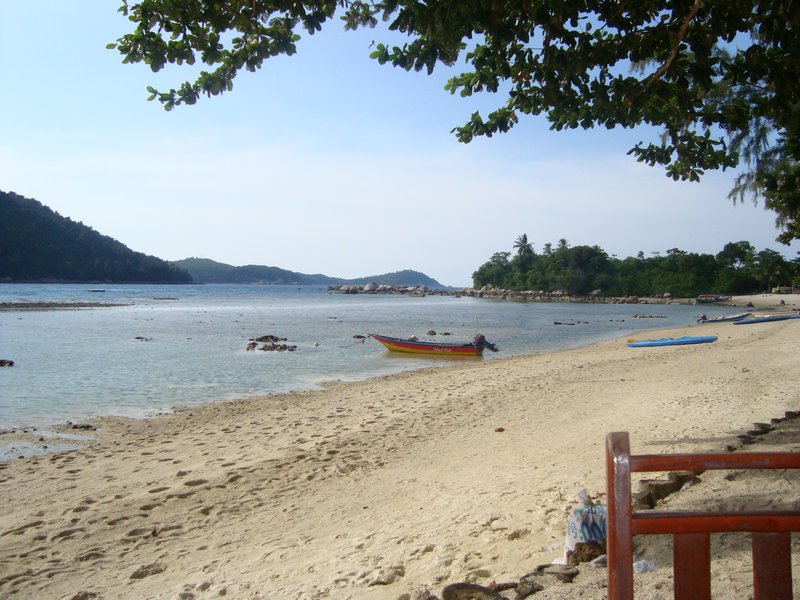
[368,333,497,356]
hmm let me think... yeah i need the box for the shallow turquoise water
[0,283,721,430]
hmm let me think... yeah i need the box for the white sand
[1,294,799,599]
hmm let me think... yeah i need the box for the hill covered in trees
[0,190,192,283]
[473,236,799,297]
[171,258,450,289]
[170,258,339,285]
[0,191,449,287]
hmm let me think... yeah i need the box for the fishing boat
[696,312,750,323]
[626,335,718,348]
[369,333,498,356]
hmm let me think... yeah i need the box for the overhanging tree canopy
[111,1,800,242]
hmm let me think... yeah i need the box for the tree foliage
[472,236,797,296]
[0,190,192,283]
[111,1,800,242]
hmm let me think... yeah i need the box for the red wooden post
[607,432,634,600]
[752,532,793,600]
[672,533,711,600]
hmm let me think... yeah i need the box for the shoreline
[3,292,795,460]
[1,310,799,598]
[0,293,797,460]
[0,291,797,312]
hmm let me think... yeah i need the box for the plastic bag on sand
[557,489,607,566]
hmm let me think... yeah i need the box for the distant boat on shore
[696,312,750,323]
[369,333,498,356]
[734,313,799,324]
[626,335,718,348]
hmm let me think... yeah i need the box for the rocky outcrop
[246,335,297,352]
[328,284,696,305]
[329,284,433,296]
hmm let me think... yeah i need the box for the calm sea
[0,284,724,434]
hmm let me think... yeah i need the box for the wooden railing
[606,431,800,600]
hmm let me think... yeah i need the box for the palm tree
[513,234,533,256]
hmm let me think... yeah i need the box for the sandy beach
[1,294,799,599]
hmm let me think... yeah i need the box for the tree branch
[644,0,703,90]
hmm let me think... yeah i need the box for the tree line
[472,235,799,298]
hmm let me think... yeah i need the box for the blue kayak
[627,335,718,348]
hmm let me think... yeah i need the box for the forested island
[0,191,447,288]
[0,190,191,284]
[472,235,799,298]
[171,257,447,288]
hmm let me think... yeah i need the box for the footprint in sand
[183,479,208,487]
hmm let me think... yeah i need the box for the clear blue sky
[1,2,797,287]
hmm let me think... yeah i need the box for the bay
[0,283,717,432]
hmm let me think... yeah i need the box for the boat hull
[369,333,483,356]
[627,335,718,348]
[697,312,750,323]
[733,314,796,324]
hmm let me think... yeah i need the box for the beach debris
[0,359,14,367]
[520,564,580,584]
[633,560,654,573]
[436,564,580,600]
[494,427,505,433]
[513,580,545,598]
[567,540,605,565]
[563,490,607,566]
[588,554,607,568]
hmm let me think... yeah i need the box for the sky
[1,3,798,288]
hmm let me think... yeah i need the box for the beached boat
[626,335,718,348]
[733,313,797,324]
[696,312,750,323]
[369,333,498,356]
